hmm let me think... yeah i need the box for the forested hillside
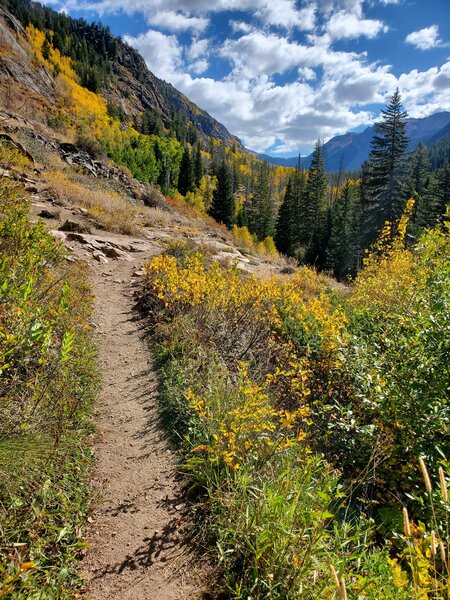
[0,0,449,598]
[3,0,240,145]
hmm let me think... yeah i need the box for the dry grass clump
[140,207,172,228]
[45,170,141,236]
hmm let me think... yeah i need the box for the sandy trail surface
[80,250,202,600]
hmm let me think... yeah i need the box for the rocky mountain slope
[1,0,241,148]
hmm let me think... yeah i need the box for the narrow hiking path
[80,251,202,600]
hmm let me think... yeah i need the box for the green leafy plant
[0,177,97,598]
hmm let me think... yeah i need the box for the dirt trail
[81,252,202,600]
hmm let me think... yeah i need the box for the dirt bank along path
[81,252,202,600]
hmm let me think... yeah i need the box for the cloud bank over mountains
[52,0,450,155]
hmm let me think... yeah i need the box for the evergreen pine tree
[290,162,307,255]
[42,38,50,60]
[408,142,431,197]
[194,144,203,187]
[429,134,450,169]
[187,123,198,145]
[210,160,235,228]
[366,88,409,224]
[236,202,249,227]
[173,109,187,143]
[249,162,275,240]
[304,141,328,265]
[178,147,194,196]
[434,164,450,222]
[325,179,360,278]
[141,110,163,136]
[414,165,450,232]
[232,160,241,194]
[275,176,294,255]
[406,143,432,234]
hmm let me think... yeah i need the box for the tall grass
[45,169,141,235]
[0,176,97,597]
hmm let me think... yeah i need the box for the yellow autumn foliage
[143,250,347,428]
[350,198,422,314]
[232,225,279,257]
[26,24,147,158]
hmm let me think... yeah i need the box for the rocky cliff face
[107,39,240,145]
[0,6,55,106]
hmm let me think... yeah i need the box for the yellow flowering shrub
[350,198,422,315]
[232,224,254,247]
[141,245,408,598]
[187,364,308,471]
[232,225,279,257]
[143,248,348,443]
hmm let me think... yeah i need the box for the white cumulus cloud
[124,29,182,80]
[149,11,209,33]
[327,11,387,39]
[405,25,447,51]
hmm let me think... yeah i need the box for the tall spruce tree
[406,142,432,235]
[210,160,235,228]
[366,88,409,224]
[304,141,328,265]
[178,147,194,196]
[408,142,431,198]
[275,176,294,254]
[325,179,361,278]
[434,164,450,223]
[249,162,275,240]
[140,110,164,136]
[290,162,308,256]
[194,144,203,187]
[276,162,308,257]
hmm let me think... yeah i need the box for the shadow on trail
[91,518,183,579]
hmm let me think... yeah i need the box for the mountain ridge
[256,111,450,171]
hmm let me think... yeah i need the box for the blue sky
[46,0,450,156]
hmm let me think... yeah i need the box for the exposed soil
[80,254,205,599]
[27,190,206,599]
